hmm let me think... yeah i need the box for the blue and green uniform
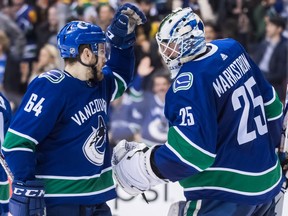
[0,93,12,214]
[2,46,135,207]
[153,38,284,213]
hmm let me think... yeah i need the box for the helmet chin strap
[77,55,99,87]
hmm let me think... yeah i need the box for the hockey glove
[10,180,46,216]
[106,3,146,49]
[112,143,167,196]
[112,139,147,165]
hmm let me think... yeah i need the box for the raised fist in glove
[106,3,147,49]
[112,140,167,196]
[10,180,46,216]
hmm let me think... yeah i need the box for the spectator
[184,0,201,16]
[155,0,172,16]
[251,0,280,42]
[108,93,137,147]
[0,31,10,91]
[12,0,38,92]
[252,15,288,103]
[71,0,99,22]
[129,70,171,146]
[0,11,26,62]
[197,0,216,22]
[12,0,38,62]
[35,5,59,52]
[134,43,165,90]
[0,12,26,111]
[83,0,99,23]
[28,44,61,83]
[95,3,115,31]
[35,0,51,26]
[54,0,73,30]
[136,0,160,40]
[204,21,219,42]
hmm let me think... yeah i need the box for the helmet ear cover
[57,21,106,58]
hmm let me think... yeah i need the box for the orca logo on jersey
[173,72,193,93]
[82,115,107,166]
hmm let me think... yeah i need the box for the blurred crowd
[0,0,287,146]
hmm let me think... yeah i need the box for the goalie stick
[280,84,288,180]
[280,85,288,151]
[0,153,13,180]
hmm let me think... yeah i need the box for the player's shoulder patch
[173,72,193,93]
[38,70,65,83]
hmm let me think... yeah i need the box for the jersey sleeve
[2,77,65,180]
[153,76,217,181]
[104,46,135,102]
[0,93,11,214]
[0,93,12,138]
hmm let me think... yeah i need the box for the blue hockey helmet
[156,8,206,78]
[57,21,106,58]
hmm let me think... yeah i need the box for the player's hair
[151,69,171,84]
[268,15,286,30]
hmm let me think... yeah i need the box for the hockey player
[129,71,171,146]
[2,3,146,216]
[0,93,12,216]
[112,8,285,216]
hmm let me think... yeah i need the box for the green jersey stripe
[3,131,36,151]
[37,169,114,195]
[111,73,127,101]
[128,87,143,102]
[264,88,277,105]
[0,184,9,201]
[180,160,282,195]
[7,128,38,144]
[264,90,283,120]
[186,200,202,216]
[167,127,215,170]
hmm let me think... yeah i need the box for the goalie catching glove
[106,3,147,49]
[112,140,168,196]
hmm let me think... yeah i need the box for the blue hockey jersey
[2,46,135,206]
[130,92,168,146]
[153,38,284,205]
[0,92,12,214]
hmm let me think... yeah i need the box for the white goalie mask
[156,8,206,79]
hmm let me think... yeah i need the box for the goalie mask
[57,21,106,59]
[156,8,206,79]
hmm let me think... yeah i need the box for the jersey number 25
[232,77,267,145]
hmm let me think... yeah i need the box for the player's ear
[80,47,92,62]
[84,47,92,58]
